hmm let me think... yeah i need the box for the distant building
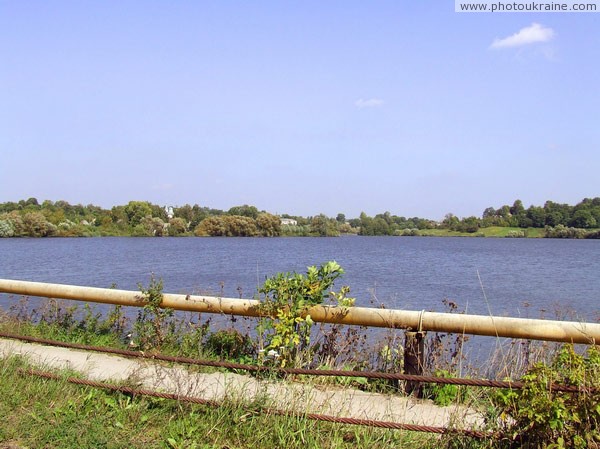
[280,218,298,226]
[165,206,174,219]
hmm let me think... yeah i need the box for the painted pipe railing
[0,278,597,344]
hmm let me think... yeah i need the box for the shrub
[401,228,420,236]
[494,344,600,448]
[0,219,15,237]
[257,261,354,367]
[545,225,587,239]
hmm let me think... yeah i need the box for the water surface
[1,236,598,321]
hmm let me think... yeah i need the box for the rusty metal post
[404,331,425,397]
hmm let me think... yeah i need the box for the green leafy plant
[423,369,463,407]
[133,274,174,351]
[494,344,600,448]
[257,261,354,367]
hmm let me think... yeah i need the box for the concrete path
[0,338,485,430]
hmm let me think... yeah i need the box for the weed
[423,369,464,406]
[493,344,600,448]
[133,274,175,351]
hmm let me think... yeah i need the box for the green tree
[569,209,597,229]
[545,211,564,227]
[517,215,533,228]
[256,212,281,237]
[21,197,40,209]
[442,213,459,230]
[310,214,339,237]
[194,216,226,236]
[174,204,193,223]
[190,204,209,229]
[458,216,480,233]
[257,261,353,367]
[544,201,571,226]
[4,212,25,236]
[227,204,259,219]
[358,212,374,235]
[22,212,56,237]
[482,207,496,218]
[223,215,258,236]
[510,199,525,216]
[124,201,153,227]
[139,216,165,236]
[337,222,355,234]
[497,205,511,218]
[372,217,391,235]
[167,217,188,236]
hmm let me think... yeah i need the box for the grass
[0,355,447,449]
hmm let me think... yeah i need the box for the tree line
[0,197,599,238]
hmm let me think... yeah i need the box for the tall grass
[0,355,441,449]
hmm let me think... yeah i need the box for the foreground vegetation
[1,356,441,449]
[1,197,600,238]
[0,265,444,448]
[2,263,600,447]
[2,314,599,448]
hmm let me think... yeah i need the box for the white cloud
[355,98,384,108]
[490,23,554,49]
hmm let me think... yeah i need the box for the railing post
[404,330,425,397]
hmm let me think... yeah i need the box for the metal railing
[0,278,598,344]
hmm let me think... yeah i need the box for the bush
[257,261,354,367]
[494,345,600,448]
[0,219,15,237]
[545,225,587,239]
[401,228,420,236]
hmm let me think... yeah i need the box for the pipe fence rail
[0,279,598,344]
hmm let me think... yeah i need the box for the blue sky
[1,1,599,219]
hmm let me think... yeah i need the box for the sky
[1,1,599,220]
